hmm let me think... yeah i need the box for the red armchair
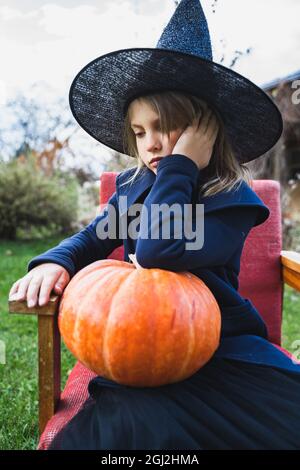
[8,174,300,450]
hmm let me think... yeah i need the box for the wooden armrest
[280,250,300,292]
[8,295,61,436]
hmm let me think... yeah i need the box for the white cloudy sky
[0,0,299,106]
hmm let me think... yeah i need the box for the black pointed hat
[69,0,283,163]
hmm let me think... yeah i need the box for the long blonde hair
[120,90,252,197]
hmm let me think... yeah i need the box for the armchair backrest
[239,180,282,345]
[100,173,283,346]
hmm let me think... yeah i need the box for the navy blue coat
[28,154,300,375]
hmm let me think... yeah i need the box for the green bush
[0,158,78,240]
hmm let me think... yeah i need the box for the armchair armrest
[280,250,300,292]
[8,296,61,436]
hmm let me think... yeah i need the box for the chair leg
[38,314,61,436]
[9,296,61,436]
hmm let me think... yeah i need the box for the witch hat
[69,0,282,163]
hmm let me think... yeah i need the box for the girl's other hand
[8,263,70,308]
[172,105,219,170]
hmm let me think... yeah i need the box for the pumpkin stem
[128,253,142,269]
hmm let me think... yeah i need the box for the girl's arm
[27,191,123,278]
[135,154,258,272]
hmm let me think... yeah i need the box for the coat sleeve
[135,154,259,272]
[27,191,123,277]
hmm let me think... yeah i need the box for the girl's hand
[8,263,70,308]
[172,104,219,170]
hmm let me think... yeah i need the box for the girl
[9,89,300,450]
[9,0,300,449]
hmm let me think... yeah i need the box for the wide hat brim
[69,48,283,163]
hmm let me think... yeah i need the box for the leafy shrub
[0,158,78,240]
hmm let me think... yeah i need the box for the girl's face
[129,99,184,174]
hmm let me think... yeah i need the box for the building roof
[262,69,300,91]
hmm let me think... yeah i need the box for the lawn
[0,237,300,450]
[0,236,76,450]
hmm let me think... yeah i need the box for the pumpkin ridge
[88,268,132,376]
[187,274,221,360]
[102,268,139,381]
[170,274,196,379]
[62,265,132,374]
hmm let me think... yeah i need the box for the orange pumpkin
[58,258,221,387]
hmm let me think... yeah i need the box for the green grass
[0,238,300,450]
[0,237,76,450]
[282,285,300,355]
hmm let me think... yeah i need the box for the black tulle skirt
[48,357,300,450]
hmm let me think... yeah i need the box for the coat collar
[116,166,155,216]
[116,165,206,216]
[116,166,270,227]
